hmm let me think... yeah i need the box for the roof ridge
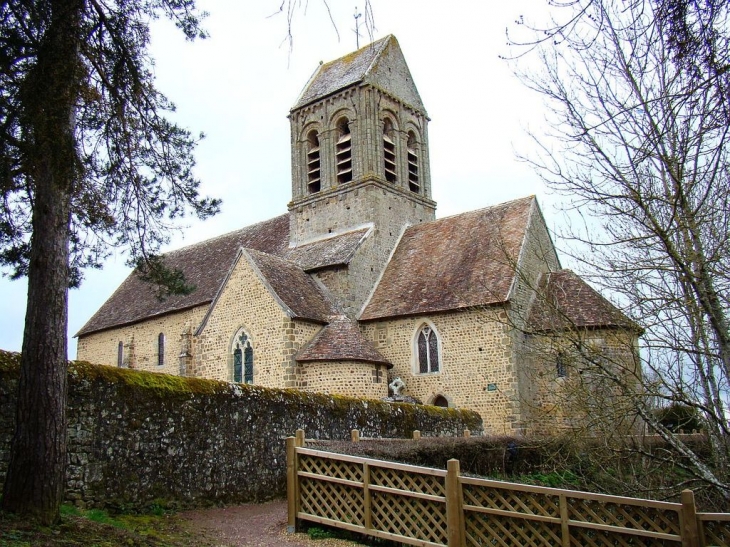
[162,213,289,257]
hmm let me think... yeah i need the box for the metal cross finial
[353,7,362,49]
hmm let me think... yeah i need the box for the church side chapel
[76,36,639,434]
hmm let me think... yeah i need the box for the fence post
[296,428,305,447]
[446,459,465,547]
[286,436,298,533]
[363,462,372,531]
[413,430,421,440]
[351,429,360,442]
[680,489,700,547]
[464,430,471,438]
[559,494,570,547]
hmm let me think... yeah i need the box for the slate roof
[360,197,535,321]
[293,36,392,110]
[244,249,338,324]
[296,315,392,366]
[285,228,370,271]
[76,215,290,336]
[526,270,639,333]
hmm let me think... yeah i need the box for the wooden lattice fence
[286,430,730,547]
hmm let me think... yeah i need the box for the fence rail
[286,429,730,547]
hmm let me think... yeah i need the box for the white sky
[0,1,558,356]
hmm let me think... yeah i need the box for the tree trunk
[1,0,82,525]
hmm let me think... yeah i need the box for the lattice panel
[299,454,363,483]
[463,483,560,518]
[371,490,447,545]
[701,518,730,546]
[465,509,562,547]
[567,498,680,536]
[370,466,445,497]
[299,477,364,525]
[569,527,671,546]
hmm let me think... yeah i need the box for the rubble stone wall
[0,352,481,510]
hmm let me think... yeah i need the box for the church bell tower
[287,36,436,316]
[288,36,436,246]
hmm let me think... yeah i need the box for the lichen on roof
[292,35,393,110]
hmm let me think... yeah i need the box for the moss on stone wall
[0,355,481,510]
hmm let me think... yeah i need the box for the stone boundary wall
[0,351,482,510]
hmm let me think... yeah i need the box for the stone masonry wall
[193,252,302,385]
[299,360,388,399]
[0,352,482,510]
[76,305,208,376]
[361,307,521,435]
[520,329,641,435]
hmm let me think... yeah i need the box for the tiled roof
[244,249,338,324]
[526,270,639,332]
[76,215,290,336]
[360,197,535,321]
[296,316,392,366]
[292,35,395,110]
[292,36,391,110]
[285,228,370,271]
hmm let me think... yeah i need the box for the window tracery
[416,324,439,374]
[232,331,254,384]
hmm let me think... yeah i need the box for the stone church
[77,36,638,434]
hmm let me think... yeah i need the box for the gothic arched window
[157,333,165,367]
[232,331,254,384]
[335,117,353,183]
[383,118,397,183]
[416,324,440,374]
[117,341,124,368]
[306,129,321,193]
[407,131,420,193]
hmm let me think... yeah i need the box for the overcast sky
[0,1,558,356]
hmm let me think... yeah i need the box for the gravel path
[181,500,361,547]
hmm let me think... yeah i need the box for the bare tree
[509,0,730,502]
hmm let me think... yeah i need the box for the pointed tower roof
[292,35,426,113]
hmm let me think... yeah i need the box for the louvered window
[417,325,439,374]
[306,130,321,193]
[383,119,397,183]
[336,118,353,183]
[407,132,420,193]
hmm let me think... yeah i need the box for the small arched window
[306,130,321,193]
[383,119,397,183]
[407,131,420,193]
[233,331,254,384]
[416,325,439,374]
[556,352,567,378]
[157,333,165,367]
[433,395,449,408]
[335,117,353,184]
[117,341,124,368]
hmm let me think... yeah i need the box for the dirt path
[181,500,361,547]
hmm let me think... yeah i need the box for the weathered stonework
[76,305,208,376]
[519,329,641,435]
[299,360,388,399]
[361,308,522,435]
[0,353,483,510]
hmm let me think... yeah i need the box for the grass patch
[0,504,216,546]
